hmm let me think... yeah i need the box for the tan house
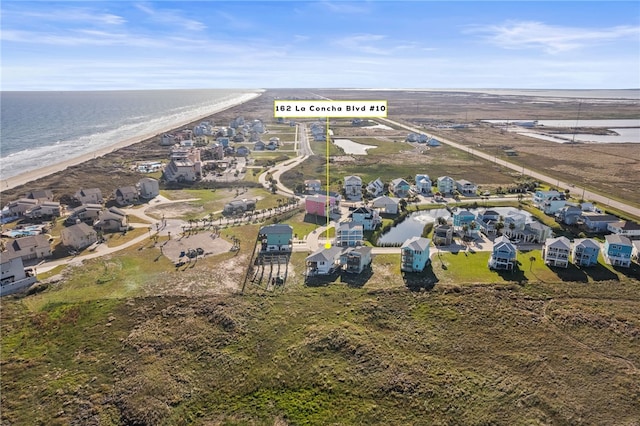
[24,201,62,219]
[4,235,52,261]
[137,178,160,199]
[6,198,39,216]
[94,207,128,232]
[74,188,103,205]
[114,186,139,206]
[61,222,98,250]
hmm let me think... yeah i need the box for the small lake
[333,138,377,155]
[378,207,533,245]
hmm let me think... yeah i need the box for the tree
[529,256,536,271]
[469,221,477,236]
[399,198,408,212]
[437,216,447,226]
[495,221,505,235]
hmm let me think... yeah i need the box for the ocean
[0,89,261,180]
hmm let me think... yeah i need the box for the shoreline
[0,91,264,192]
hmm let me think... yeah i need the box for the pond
[377,207,533,245]
[333,138,377,155]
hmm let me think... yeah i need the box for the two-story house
[532,190,562,209]
[340,246,372,274]
[603,234,633,268]
[258,224,293,252]
[366,178,385,197]
[455,179,477,196]
[305,246,342,276]
[453,210,476,229]
[61,222,98,250]
[74,188,103,205]
[390,178,411,198]
[371,196,400,215]
[543,236,571,268]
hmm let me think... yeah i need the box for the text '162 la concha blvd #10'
[274,100,387,118]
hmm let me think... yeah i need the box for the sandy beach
[0,91,263,192]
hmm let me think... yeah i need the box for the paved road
[380,116,640,219]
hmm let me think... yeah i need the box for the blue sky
[1,1,639,90]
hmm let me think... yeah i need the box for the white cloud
[135,2,206,31]
[319,1,371,15]
[469,20,640,54]
[11,8,126,26]
[333,34,389,55]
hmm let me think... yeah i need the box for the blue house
[335,222,364,247]
[452,210,475,228]
[603,234,632,268]
[488,236,517,270]
[401,237,431,272]
[390,178,411,198]
[572,238,600,267]
[258,224,293,252]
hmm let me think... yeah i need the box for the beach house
[223,199,256,216]
[401,237,431,272]
[305,246,342,276]
[350,207,381,231]
[455,179,478,196]
[452,210,475,229]
[74,188,103,205]
[137,178,160,199]
[258,224,293,252]
[93,207,128,233]
[390,178,411,198]
[24,201,61,219]
[1,256,37,297]
[433,224,454,246]
[366,178,385,197]
[581,212,619,233]
[488,236,517,270]
[555,205,582,225]
[340,246,372,274]
[305,194,339,217]
[607,220,640,239]
[66,204,103,226]
[543,236,571,268]
[532,190,562,209]
[4,235,51,262]
[61,222,98,251]
[415,174,432,195]
[114,186,139,206]
[603,234,632,268]
[304,179,322,194]
[371,196,400,215]
[25,190,54,202]
[436,176,455,195]
[343,175,363,201]
[335,222,364,247]
[572,238,600,267]
[6,199,39,217]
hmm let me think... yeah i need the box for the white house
[1,256,37,297]
[335,222,364,247]
[366,178,385,197]
[24,201,61,219]
[533,190,562,209]
[343,175,363,201]
[350,207,381,231]
[5,198,39,216]
[455,179,477,196]
[305,246,342,276]
[94,207,128,233]
[304,179,322,194]
[607,221,640,239]
[543,236,571,268]
[415,174,432,195]
[371,196,400,215]
[401,237,431,272]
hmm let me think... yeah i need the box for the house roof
[7,234,49,253]
[259,224,293,235]
[25,190,53,199]
[338,222,363,232]
[437,176,454,182]
[402,236,430,252]
[454,210,474,217]
[116,186,138,196]
[581,212,619,222]
[352,207,374,215]
[391,178,409,187]
[78,188,102,196]
[493,236,516,253]
[344,175,362,184]
[526,221,549,232]
[342,246,372,257]
[456,179,473,186]
[64,222,96,239]
[371,196,399,207]
[609,220,640,231]
[605,234,632,246]
[545,236,571,250]
[306,246,342,263]
[574,238,600,250]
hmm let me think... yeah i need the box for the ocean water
[0,89,261,180]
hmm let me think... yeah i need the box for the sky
[1,1,639,90]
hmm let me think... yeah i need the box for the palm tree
[437,216,447,226]
[495,221,505,235]
[469,220,477,237]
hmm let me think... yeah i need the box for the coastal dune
[0,91,263,192]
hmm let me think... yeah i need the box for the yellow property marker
[274,99,388,249]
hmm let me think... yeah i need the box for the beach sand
[0,92,263,192]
